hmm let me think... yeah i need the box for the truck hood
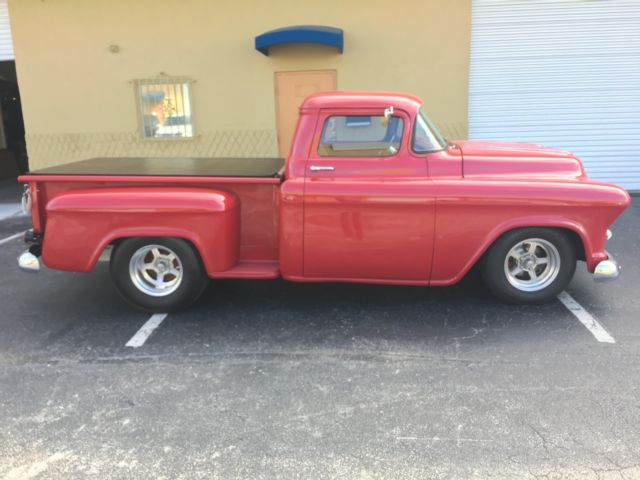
[451,140,585,179]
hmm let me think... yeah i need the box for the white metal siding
[469,0,640,190]
[0,0,13,61]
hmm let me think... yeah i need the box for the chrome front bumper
[593,229,620,282]
[594,254,621,282]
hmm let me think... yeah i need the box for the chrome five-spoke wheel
[482,228,577,304]
[129,245,184,297]
[111,237,207,311]
[504,238,560,292]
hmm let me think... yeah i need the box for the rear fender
[42,187,240,274]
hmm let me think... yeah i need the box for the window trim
[410,110,448,155]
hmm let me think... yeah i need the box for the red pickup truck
[18,92,630,311]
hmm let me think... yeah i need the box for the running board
[211,261,280,279]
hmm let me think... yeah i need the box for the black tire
[110,237,208,312]
[482,228,577,304]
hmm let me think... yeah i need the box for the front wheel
[110,237,208,312]
[482,228,577,304]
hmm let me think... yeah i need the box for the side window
[318,115,404,157]
[412,110,446,153]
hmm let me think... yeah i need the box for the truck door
[303,108,435,281]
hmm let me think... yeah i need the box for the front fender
[42,187,240,274]
[430,180,630,285]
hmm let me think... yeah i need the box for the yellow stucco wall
[8,0,471,169]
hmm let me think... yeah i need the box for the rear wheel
[482,228,577,303]
[110,237,207,311]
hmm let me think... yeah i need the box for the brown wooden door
[274,70,337,158]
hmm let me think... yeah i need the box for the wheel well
[559,228,586,262]
[107,236,205,264]
[479,226,586,264]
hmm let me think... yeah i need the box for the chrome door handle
[310,165,335,171]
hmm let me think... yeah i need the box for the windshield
[412,110,447,153]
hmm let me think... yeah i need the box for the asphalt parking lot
[0,183,639,479]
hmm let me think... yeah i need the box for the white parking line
[0,232,23,246]
[1,451,70,480]
[557,291,615,344]
[125,313,168,348]
[0,203,23,221]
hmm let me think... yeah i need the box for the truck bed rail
[27,157,285,179]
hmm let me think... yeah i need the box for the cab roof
[301,91,423,112]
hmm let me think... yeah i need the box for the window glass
[318,115,404,157]
[136,78,194,139]
[412,110,447,153]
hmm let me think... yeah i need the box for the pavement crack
[525,421,552,457]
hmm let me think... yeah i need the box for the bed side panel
[18,175,280,264]
[42,187,240,274]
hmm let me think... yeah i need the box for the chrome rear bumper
[17,229,42,273]
[18,250,40,273]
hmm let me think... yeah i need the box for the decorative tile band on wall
[438,122,468,142]
[25,122,466,170]
[25,130,279,170]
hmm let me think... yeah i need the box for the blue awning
[255,25,343,56]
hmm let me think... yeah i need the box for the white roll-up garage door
[469,0,640,191]
[0,0,14,61]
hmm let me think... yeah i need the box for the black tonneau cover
[29,157,285,178]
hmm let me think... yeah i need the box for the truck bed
[29,157,285,178]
